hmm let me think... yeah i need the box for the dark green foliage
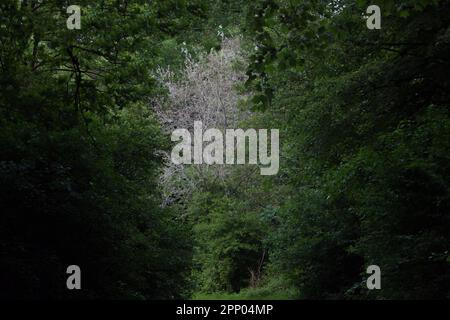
[245,0,450,299]
[0,0,196,299]
[1,0,449,300]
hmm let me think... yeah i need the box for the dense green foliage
[1,0,449,300]
[244,0,450,299]
[0,0,206,299]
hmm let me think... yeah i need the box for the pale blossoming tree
[153,37,250,206]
